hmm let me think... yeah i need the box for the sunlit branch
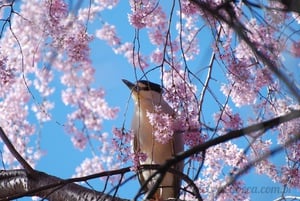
[0,169,128,201]
[0,166,132,200]
[0,127,34,175]
[198,25,221,116]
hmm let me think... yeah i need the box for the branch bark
[0,169,128,201]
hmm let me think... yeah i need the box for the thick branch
[177,109,300,167]
[0,127,34,175]
[0,169,128,201]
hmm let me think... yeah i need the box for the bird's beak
[122,79,136,91]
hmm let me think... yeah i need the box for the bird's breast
[132,108,176,164]
[132,109,154,149]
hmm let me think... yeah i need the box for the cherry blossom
[131,151,148,171]
[111,127,134,163]
[0,0,119,169]
[214,105,243,130]
[279,166,300,188]
[0,0,299,200]
[96,23,121,46]
[73,156,105,178]
[291,41,300,57]
[128,0,163,29]
[146,106,175,144]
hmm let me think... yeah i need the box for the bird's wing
[133,132,139,153]
[164,103,184,198]
[172,131,184,197]
[133,133,150,193]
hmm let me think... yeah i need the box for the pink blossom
[266,1,287,25]
[180,0,199,15]
[279,166,300,188]
[31,101,54,122]
[128,12,147,29]
[286,141,300,162]
[131,151,147,171]
[150,49,164,64]
[112,128,134,163]
[183,130,206,147]
[96,24,121,46]
[128,0,166,29]
[205,142,248,176]
[175,15,200,60]
[221,63,258,107]
[65,119,88,150]
[146,106,174,144]
[0,56,14,87]
[33,68,55,97]
[163,69,198,111]
[62,22,93,63]
[113,42,149,69]
[73,156,105,178]
[149,29,166,46]
[162,69,207,149]
[214,106,243,130]
[63,87,119,134]
[291,41,300,57]
[78,0,119,21]
[250,140,278,181]
[254,68,272,89]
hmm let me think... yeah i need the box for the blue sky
[2,1,300,200]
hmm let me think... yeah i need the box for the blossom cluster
[0,0,119,169]
[213,105,243,131]
[111,127,134,163]
[146,105,175,144]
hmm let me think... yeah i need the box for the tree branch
[0,127,35,175]
[0,169,129,201]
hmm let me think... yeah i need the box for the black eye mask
[137,80,162,93]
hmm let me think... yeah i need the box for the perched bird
[122,79,184,200]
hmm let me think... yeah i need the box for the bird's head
[122,79,164,107]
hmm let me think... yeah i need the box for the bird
[122,79,184,200]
